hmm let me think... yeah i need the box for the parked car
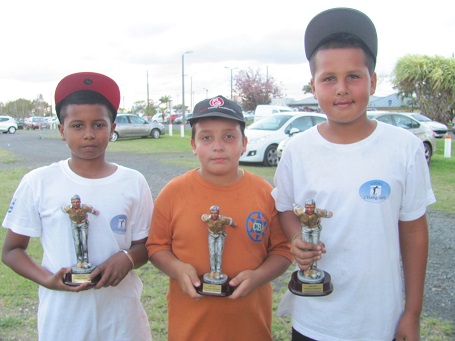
[152,113,166,123]
[174,113,193,124]
[253,104,293,122]
[14,119,25,130]
[367,111,436,164]
[0,115,18,134]
[25,117,51,130]
[240,112,327,166]
[277,115,328,162]
[407,113,448,138]
[112,114,165,141]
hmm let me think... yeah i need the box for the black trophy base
[288,270,333,296]
[195,274,234,297]
[63,266,101,287]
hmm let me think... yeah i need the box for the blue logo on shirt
[7,198,16,213]
[359,180,391,203]
[246,211,268,242]
[111,214,128,235]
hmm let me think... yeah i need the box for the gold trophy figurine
[288,198,334,296]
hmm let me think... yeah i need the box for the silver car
[367,111,436,164]
[112,114,165,141]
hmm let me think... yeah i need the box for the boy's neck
[68,157,117,179]
[318,117,377,144]
[197,168,244,186]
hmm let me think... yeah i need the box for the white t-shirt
[3,160,153,341]
[272,122,435,341]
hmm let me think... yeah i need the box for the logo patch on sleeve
[246,212,269,242]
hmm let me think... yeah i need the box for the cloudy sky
[1,0,454,111]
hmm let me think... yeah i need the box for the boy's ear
[58,124,66,141]
[190,138,197,155]
[370,72,377,96]
[310,78,317,100]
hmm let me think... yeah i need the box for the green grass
[0,134,453,340]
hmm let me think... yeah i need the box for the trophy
[195,205,236,296]
[288,199,334,296]
[61,195,101,286]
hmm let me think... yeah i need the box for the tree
[302,83,313,95]
[392,55,455,123]
[4,99,33,119]
[131,100,157,117]
[234,67,284,111]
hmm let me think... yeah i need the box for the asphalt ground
[1,130,454,324]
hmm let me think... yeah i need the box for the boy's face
[311,47,376,125]
[58,104,115,162]
[191,118,247,183]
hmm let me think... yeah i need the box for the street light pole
[182,51,193,127]
[224,66,238,99]
[203,88,208,99]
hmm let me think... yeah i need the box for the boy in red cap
[2,72,153,340]
[146,95,293,340]
[273,8,435,341]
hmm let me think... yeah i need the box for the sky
[1,0,454,111]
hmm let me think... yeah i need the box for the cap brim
[188,112,245,126]
[304,7,377,62]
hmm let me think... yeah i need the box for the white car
[407,113,448,138]
[367,111,436,164]
[0,115,18,134]
[240,112,327,166]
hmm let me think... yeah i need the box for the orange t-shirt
[146,169,292,341]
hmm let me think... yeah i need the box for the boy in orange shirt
[146,95,293,340]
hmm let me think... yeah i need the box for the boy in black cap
[272,8,435,341]
[2,72,153,340]
[146,95,293,340]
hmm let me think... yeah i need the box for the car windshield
[247,114,294,131]
[411,114,431,122]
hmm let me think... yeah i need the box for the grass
[0,134,453,340]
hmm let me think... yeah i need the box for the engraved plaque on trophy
[62,195,101,286]
[195,205,236,296]
[288,199,334,296]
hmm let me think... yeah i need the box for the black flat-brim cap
[304,7,377,63]
[189,95,245,126]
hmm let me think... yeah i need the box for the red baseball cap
[54,72,120,118]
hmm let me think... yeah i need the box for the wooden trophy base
[195,274,234,297]
[288,270,333,296]
[63,266,101,287]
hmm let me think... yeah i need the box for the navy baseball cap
[304,8,377,64]
[189,95,245,126]
[55,72,120,119]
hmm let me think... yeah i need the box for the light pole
[203,88,208,99]
[182,51,193,125]
[224,66,238,99]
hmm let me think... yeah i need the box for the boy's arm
[228,254,291,299]
[395,214,429,340]
[91,237,149,289]
[1,229,88,291]
[279,211,325,271]
[149,250,202,299]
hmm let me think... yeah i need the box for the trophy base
[288,270,333,296]
[63,265,101,287]
[195,273,234,297]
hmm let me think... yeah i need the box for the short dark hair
[58,90,116,124]
[190,117,246,140]
[309,33,376,77]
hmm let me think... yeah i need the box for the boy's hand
[228,269,258,299]
[42,267,91,292]
[395,310,420,341]
[175,262,203,300]
[291,239,326,271]
[90,252,132,289]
